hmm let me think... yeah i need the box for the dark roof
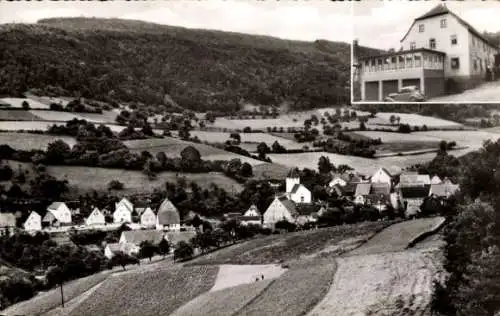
[277,196,297,215]
[296,204,322,216]
[47,202,65,210]
[240,216,262,221]
[355,183,371,196]
[400,186,430,199]
[406,4,498,49]
[358,48,446,61]
[157,198,180,225]
[370,183,391,195]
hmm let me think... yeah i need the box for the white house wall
[401,13,471,77]
[264,200,294,225]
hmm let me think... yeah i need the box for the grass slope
[189,221,391,266]
[0,18,349,112]
[235,263,337,316]
[0,132,76,150]
[171,279,274,316]
[68,265,218,316]
[0,110,43,121]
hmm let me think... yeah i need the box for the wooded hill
[0,18,350,112]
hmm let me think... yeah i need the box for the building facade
[358,4,499,101]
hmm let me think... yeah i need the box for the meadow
[368,112,462,128]
[29,110,86,122]
[0,110,43,121]
[0,97,50,109]
[68,265,219,316]
[45,165,245,193]
[0,132,76,150]
[189,221,391,266]
[190,131,304,150]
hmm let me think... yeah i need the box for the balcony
[359,48,445,82]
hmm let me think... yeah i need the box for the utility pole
[60,281,65,307]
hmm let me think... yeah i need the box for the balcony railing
[360,49,445,74]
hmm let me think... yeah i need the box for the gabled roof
[290,183,309,194]
[245,204,260,215]
[402,4,498,49]
[47,202,65,210]
[430,175,442,184]
[399,173,431,186]
[121,230,165,245]
[370,183,391,195]
[141,207,155,217]
[0,213,16,227]
[157,198,180,225]
[276,196,297,216]
[355,183,371,196]
[400,186,430,199]
[116,198,134,212]
[165,231,196,246]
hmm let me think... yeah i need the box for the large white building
[358,4,500,101]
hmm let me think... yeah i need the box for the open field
[0,97,50,109]
[0,110,43,121]
[355,131,445,143]
[369,112,462,128]
[308,248,443,316]
[190,131,304,150]
[0,120,128,133]
[68,265,218,316]
[210,264,286,292]
[348,217,445,257]
[376,141,441,154]
[124,137,265,166]
[252,162,290,180]
[2,270,113,316]
[0,132,76,150]
[414,130,500,150]
[45,165,244,193]
[189,221,392,266]
[29,110,86,121]
[236,263,337,316]
[76,111,118,123]
[269,148,474,176]
[211,116,306,131]
[171,279,274,316]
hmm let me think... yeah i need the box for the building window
[406,55,413,68]
[451,57,460,69]
[391,56,397,69]
[410,42,416,50]
[398,55,405,69]
[377,58,383,71]
[451,35,457,45]
[429,38,436,49]
[474,59,478,70]
[419,24,424,32]
[301,196,304,202]
[440,19,447,28]
[414,55,422,67]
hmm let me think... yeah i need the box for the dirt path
[210,264,286,292]
[307,248,443,316]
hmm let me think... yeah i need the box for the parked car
[384,86,426,102]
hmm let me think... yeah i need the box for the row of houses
[223,168,459,228]
[16,197,182,234]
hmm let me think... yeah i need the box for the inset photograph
[352,1,500,103]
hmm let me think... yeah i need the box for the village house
[43,202,72,227]
[430,175,443,184]
[263,196,297,228]
[0,213,17,237]
[397,172,431,188]
[24,211,42,232]
[113,198,133,224]
[370,168,393,187]
[358,3,500,101]
[285,170,312,204]
[429,178,460,198]
[399,186,431,217]
[239,204,262,226]
[156,198,181,231]
[140,207,156,228]
[119,229,167,256]
[85,207,105,226]
[354,182,393,211]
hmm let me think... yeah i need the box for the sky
[0,0,352,43]
[353,1,500,50]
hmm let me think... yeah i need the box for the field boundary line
[300,262,338,316]
[340,220,400,258]
[231,278,277,316]
[406,217,447,249]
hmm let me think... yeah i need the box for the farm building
[240,204,262,226]
[430,175,442,184]
[85,208,106,226]
[263,196,297,227]
[399,186,431,217]
[285,169,312,204]
[429,178,459,197]
[354,182,392,211]
[156,198,180,231]
[24,211,42,232]
[43,202,72,227]
[119,229,167,256]
[370,168,392,186]
[113,198,133,224]
[0,213,17,237]
[140,207,156,228]
[397,172,431,188]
